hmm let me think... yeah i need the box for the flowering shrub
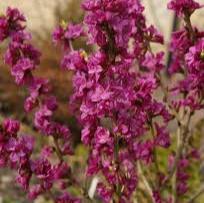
[0,0,204,202]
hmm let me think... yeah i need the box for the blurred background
[0,0,204,202]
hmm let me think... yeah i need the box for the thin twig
[184,11,196,43]
[149,121,160,177]
[171,127,182,203]
[53,136,64,162]
[166,13,179,69]
[69,40,74,51]
[161,111,193,193]
[137,162,155,203]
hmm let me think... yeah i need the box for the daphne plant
[0,0,204,203]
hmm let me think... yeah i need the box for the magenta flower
[97,183,113,203]
[11,58,35,85]
[142,52,164,73]
[185,39,204,74]
[31,158,54,190]
[82,0,101,11]
[0,7,25,42]
[55,192,81,203]
[52,23,84,49]
[155,124,170,148]
[3,119,20,136]
[28,185,43,200]
[61,51,86,71]
[24,78,50,112]
[64,23,84,39]
[167,0,201,16]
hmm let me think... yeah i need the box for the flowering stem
[158,71,191,193]
[53,136,91,199]
[161,109,192,196]
[171,111,193,203]
[53,136,92,200]
[157,73,178,117]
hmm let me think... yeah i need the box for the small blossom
[142,52,164,73]
[3,119,20,136]
[11,58,35,85]
[185,39,204,74]
[28,184,43,200]
[61,51,86,71]
[64,23,84,39]
[155,124,170,148]
[167,0,201,16]
[97,183,113,203]
[0,7,25,42]
[31,158,54,190]
[52,23,84,49]
[55,192,81,203]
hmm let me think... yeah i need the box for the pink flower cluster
[0,7,79,202]
[168,0,204,110]
[53,0,171,202]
